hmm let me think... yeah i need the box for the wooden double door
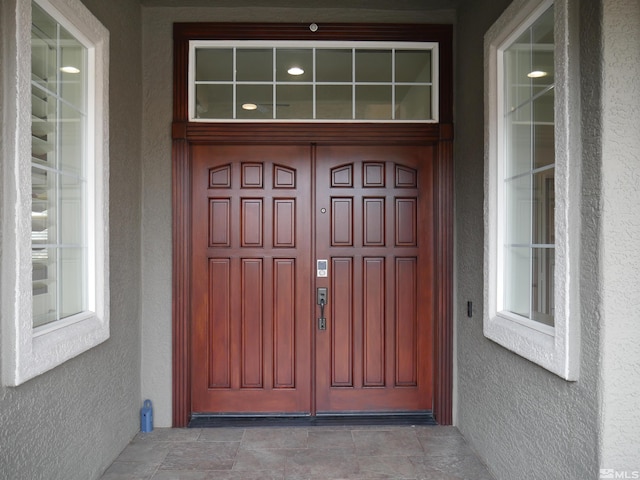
[190,143,434,415]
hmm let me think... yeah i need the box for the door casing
[172,22,454,426]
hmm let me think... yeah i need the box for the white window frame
[484,0,580,380]
[1,0,109,386]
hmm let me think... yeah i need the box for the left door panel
[191,144,312,414]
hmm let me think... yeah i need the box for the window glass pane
[505,101,532,178]
[504,31,531,114]
[533,90,555,169]
[31,3,58,93]
[32,166,56,245]
[195,84,233,119]
[31,84,53,123]
[59,27,85,109]
[396,50,431,83]
[236,84,272,119]
[532,6,554,90]
[32,86,56,167]
[276,49,312,82]
[317,49,352,83]
[60,103,84,174]
[317,85,352,119]
[504,246,531,317]
[395,85,431,120]
[60,174,84,245]
[531,247,554,326]
[60,247,84,318]
[505,175,532,246]
[33,247,57,327]
[237,49,272,82]
[355,85,392,120]
[533,169,554,245]
[355,50,391,82]
[196,48,232,81]
[276,85,312,119]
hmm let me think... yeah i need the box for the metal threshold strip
[188,411,436,428]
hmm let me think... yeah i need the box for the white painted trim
[1,0,109,386]
[484,0,580,380]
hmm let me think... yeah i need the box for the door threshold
[188,412,436,428]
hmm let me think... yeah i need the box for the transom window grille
[190,41,438,122]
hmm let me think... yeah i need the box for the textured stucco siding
[455,0,602,479]
[0,1,143,479]
[599,0,640,472]
[141,2,456,428]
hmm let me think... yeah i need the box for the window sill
[4,314,110,386]
[484,313,573,379]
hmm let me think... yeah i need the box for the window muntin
[190,41,438,122]
[499,5,555,328]
[31,2,89,328]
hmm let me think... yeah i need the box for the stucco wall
[141,3,456,427]
[599,0,640,472]
[455,0,602,479]
[0,0,142,479]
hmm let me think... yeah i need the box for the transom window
[190,41,438,122]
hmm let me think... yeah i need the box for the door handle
[317,288,328,330]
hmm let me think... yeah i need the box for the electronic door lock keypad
[317,259,328,277]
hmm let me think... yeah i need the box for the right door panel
[314,145,435,413]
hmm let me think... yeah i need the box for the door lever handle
[317,288,328,330]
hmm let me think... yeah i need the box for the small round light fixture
[287,67,304,76]
[527,70,548,78]
[60,66,80,74]
[242,103,258,111]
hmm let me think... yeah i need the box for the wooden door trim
[172,23,453,427]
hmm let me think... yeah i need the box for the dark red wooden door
[314,146,434,413]
[191,144,312,413]
[191,144,433,414]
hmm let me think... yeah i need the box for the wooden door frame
[171,23,454,427]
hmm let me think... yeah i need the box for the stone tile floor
[100,426,495,480]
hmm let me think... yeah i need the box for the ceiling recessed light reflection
[287,67,304,76]
[527,70,548,78]
[60,66,80,74]
[242,103,258,111]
